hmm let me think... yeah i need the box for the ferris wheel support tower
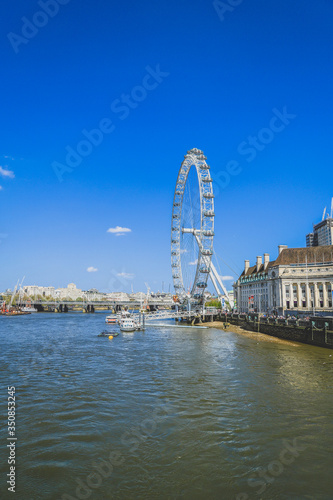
[182,228,233,307]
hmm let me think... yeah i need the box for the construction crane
[322,207,327,221]
[17,276,25,306]
[321,198,333,220]
[9,279,20,307]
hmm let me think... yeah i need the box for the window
[319,284,324,307]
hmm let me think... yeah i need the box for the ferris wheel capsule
[199,267,210,273]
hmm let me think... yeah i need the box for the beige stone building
[55,283,83,300]
[234,245,333,316]
[23,285,56,298]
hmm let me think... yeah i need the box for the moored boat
[105,315,117,324]
[98,331,120,337]
[119,318,137,332]
[21,306,38,313]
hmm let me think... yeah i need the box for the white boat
[105,315,117,324]
[105,310,130,324]
[119,318,137,332]
[21,306,38,313]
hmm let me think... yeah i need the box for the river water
[0,313,332,500]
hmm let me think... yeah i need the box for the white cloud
[0,166,14,179]
[117,272,134,279]
[180,249,188,254]
[87,266,98,272]
[0,186,3,191]
[220,275,234,281]
[107,226,131,236]
[189,259,198,266]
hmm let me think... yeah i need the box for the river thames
[0,313,332,499]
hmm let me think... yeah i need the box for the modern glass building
[306,218,333,247]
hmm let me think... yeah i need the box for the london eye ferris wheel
[171,148,233,307]
[171,148,215,303]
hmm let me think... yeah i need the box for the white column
[297,282,301,309]
[314,282,319,309]
[306,282,311,309]
[279,279,284,311]
[323,282,328,309]
[290,282,294,309]
[301,283,307,309]
[288,283,292,308]
[267,282,272,311]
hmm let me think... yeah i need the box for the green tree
[205,299,221,308]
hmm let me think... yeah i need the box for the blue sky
[1,0,333,293]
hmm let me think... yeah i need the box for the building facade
[23,285,56,298]
[105,292,130,302]
[55,283,83,300]
[23,283,85,300]
[306,218,333,247]
[234,245,333,316]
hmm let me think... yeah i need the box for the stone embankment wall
[224,314,333,349]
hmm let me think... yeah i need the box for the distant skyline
[1,0,333,293]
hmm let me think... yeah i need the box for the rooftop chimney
[256,256,262,272]
[278,245,288,255]
[264,253,270,270]
[244,260,250,274]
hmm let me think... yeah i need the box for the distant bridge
[23,299,174,313]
